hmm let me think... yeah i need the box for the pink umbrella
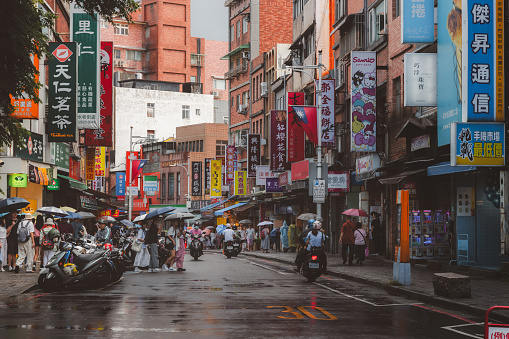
[342,208,368,217]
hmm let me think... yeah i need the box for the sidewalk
[240,250,509,322]
[0,269,39,301]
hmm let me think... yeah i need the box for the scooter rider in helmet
[305,220,327,271]
[223,224,235,250]
[95,219,111,245]
[294,219,315,272]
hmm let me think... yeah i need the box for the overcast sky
[191,0,228,42]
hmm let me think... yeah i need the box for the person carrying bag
[354,222,368,265]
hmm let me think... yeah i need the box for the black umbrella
[144,206,176,220]
[0,197,30,214]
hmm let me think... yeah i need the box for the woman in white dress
[133,226,150,272]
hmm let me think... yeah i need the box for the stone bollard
[432,272,471,298]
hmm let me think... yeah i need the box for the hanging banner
[192,161,202,196]
[288,106,318,145]
[11,54,39,119]
[14,132,44,162]
[210,160,222,197]
[205,158,212,194]
[50,143,70,169]
[404,53,437,106]
[287,92,305,162]
[125,151,139,186]
[71,5,100,129]
[247,134,261,178]
[48,42,77,142]
[270,110,287,171]
[94,147,105,177]
[256,165,278,186]
[28,164,50,185]
[217,156,226,185]
[225,146,237,184]
[70,157,80,180]
[116,172,126,197]
[450,122,505,166]
[351,51,376,152]
[85,148,95,181]
[401,0,435,43]
[462,0,504,122]
[131,159,148,183]
[235,171,247,195]
[316,80,335,147]
[85,41,113,146]
[9,174,28,188]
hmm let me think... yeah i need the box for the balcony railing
[224,63,249,79]
[339,14,364,60]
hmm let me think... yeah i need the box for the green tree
[0,0,138,148]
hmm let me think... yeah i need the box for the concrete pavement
[239,249,509,322]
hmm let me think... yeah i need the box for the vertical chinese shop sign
[95,147,105,177]
[205,158,212,194]
[235,171,247,195]
[192,161,202,196]
[85,148,95,181]
[248,134,261,178]
[71,5,100,129]
[225,146,237,184]
[210,160,222,197]
[287,92,305,162]
[317,80,335,147]
[48,42,77,142]
[85,41,113,146]
[270,110,287,171]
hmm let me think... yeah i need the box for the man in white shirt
[223,224,235,243]
[246,225,255,252]
[15,213,35,273]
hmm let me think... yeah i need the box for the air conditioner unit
[241,51,250,59]
[135,72,143,79]
[260,82,268,97]
[211,90,220,98]
[293,56,301,66]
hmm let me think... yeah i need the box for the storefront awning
[234,202,257,212]
[220,43,250,60]
[58,174,87,190]
[378,169,427,185]
[427,162,476,176]
[200,196,234,211]
[214,202,249,216]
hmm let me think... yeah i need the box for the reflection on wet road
[0,252,485,338]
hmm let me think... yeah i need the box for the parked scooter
[301,246,326,282]
[190,234,203,260]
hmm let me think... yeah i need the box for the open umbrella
[144,206,176,220]
[64,211,82,219]
[342,208,368,217]
[205,226,215,230]
[133,214,147,223]
[163,212,194,221]
[37,206,68,217]
[239,219,253,225]
[99,216,116,223]
[60,206,76,213]
[78,211,95,219]
[297,213,317,221]
[216,224,226,234]
[0,197,30,214]
[257,221,273,227]
[120,220,135,228]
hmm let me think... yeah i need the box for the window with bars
[216,140,228,156]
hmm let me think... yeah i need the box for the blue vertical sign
[463,0,496,121]
[401,0,435,43]
[116,172,125,196]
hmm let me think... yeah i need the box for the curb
[240,252,509,323]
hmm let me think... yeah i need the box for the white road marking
[441,323,484,338]
[248,261,289,275]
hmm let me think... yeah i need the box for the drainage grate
[0,312,40,319]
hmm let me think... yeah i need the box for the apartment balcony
[224,63,249,80]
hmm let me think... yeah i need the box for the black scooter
[190,234,203,260]
[232,237,242,257]
[301,246,326,282]
[224,240,235,258]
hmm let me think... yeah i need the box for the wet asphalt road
[0,251,486,338]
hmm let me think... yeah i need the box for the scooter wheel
[193,256,199,261]
[226,254,231,259]
[38,272,61,292]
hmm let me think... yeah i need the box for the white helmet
[225,223,231,229]
[313,220,322,230]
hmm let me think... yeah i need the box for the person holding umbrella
[0,215,7,271]
[5,210,20,271]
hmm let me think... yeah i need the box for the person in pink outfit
[175,226,186,272]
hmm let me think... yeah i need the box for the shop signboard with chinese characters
[291,160,309,181]
[69,157,80,180]
[266,178,283,193]
[205,158,212,194]
[278,171,291,187]
[411,134,431,152]
[225,146,237,184]
[287,92,305,162]
[247,134,261,177]
[235,170,247,195]
[47,178,60,191]
[255,165,278,186]
[328,171,350,193]
[48,42,77,142]
[351,51,376,152]
[28,165,50,185]
[450,122,505,166]
[80,195,98,210]
[316,80,335,146]
[192,161,202,196]
[85,148,95,181]
[116,172,125,198]
[210,160,222,197]
[71,4,100,129]
[50,143,70,169]
[14,132,43,162]
[11,54,39,119]
[85,41,113,146]
[143,175,158,196]
[401,0,435,43]
[270,110,287,171]
[462,0,504,122]
[313,180,326,203]
[402,181,418,200]
[95,147,105,177]
[9,174,28,188]
[404,53,437,106]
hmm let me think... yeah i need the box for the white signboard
[125,186,139,196]
[313,179,326,203]
[404,53,437,106]
[256,165,278,186]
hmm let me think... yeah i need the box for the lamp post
[281,50,325,221]
[170,155,191,207]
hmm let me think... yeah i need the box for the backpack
[17,221,30,243]
[42,230,54,250]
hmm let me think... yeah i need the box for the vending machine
[410,210,423,257]
[422,210,434,256]
[433,210,448,256]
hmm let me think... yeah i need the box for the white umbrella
[257,221,273,227]
[297,213,318,221]
[239,219,253,224]
[37,206,68,217]
[163,212,195,221]
[133,214,147,223]
[78,211,95,219]
[99,216,116,222]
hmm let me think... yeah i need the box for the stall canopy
[200,196,234,211]
[58,174,87,190]
[427,162,477,177]
[214,202,249,216]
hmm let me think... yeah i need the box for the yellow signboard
[86,148,95,181]
[235,171,247,195]
[95,147,105,177]
[210,160,222,197]
[216,217,226,225]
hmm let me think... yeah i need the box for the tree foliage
[0,0,138,148]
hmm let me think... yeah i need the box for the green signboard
[47,178,60,190]
[14,132,44,162]
[50,142,70,169]
[9,174,28,188]
[71,7,100,129]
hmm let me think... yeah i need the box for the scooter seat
[75,250,105,265]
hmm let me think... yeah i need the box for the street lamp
[128,126,152,221]
[280,50,325,221]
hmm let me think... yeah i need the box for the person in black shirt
[144,221,161,272]
[370,212,382,255]
[5,210,20,271]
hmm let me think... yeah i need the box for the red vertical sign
[270,110,287,171]
[125,151,139,186]
[225,146,237,184]
[85,41,113,146]
[287,92,305,162]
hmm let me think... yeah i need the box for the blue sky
[191,0,228,41]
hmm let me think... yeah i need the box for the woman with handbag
[133,225,150,272]
[354,222,368,265]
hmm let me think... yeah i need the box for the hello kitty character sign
[351,51,377,152]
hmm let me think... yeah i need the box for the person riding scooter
[294,219,315,272]
[305,220,327,272]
